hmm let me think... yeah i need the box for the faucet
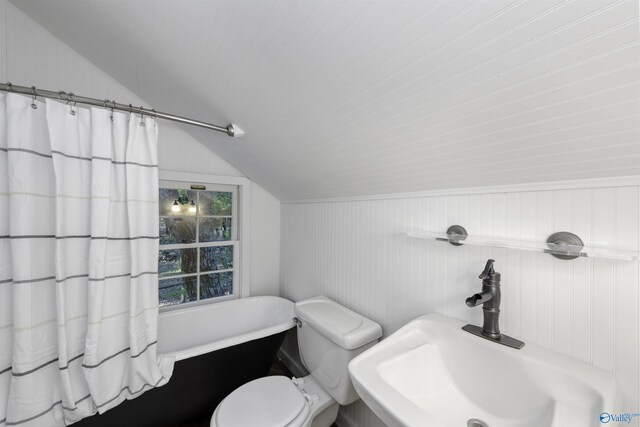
[463,259,524,349]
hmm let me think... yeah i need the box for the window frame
[158,171,251,311]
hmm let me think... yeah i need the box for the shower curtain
[0,93,174,427]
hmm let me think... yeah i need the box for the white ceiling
[10,0,640,200]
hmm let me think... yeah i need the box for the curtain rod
[0,82,244,137]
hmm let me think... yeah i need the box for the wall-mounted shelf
[407,226,639,262]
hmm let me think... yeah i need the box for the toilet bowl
[211,296,382,427]
[210,375,338,427]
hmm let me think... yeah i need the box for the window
[158,181,239,308]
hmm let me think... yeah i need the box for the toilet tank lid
[294,296,382,350]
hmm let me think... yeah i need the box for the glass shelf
[407,231,640,262]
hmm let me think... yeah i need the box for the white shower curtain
[0,93,174,427]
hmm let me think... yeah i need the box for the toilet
[211,296,382,427]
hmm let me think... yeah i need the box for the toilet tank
[294,296,382,405]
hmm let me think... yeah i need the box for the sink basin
[348,314,622,427]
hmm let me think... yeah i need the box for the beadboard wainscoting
[281,179,640,427]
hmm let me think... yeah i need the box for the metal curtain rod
[0,82,244,137]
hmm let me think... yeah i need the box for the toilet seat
[214,376,310,427]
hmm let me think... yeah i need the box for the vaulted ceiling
[11,0,640,200]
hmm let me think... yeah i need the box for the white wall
[281,177,640,427]
[251,183,281,296]
[157,125,243,178]
[0,0,280,297]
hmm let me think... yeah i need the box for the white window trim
[159,171,251,311]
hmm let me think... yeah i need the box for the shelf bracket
[445,225,468,246]
[545,231,584,260]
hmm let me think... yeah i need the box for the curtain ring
[58,90,66,101]
[104,99,114,121]
[139,105,145,126]
[128,103,133,115]
[6,82,13,92]
[68,93,76,116]
[30,86,38,109]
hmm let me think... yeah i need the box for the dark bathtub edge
[74,329,291,427]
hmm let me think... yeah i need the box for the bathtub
[75,296,295,427]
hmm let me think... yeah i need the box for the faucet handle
[479,259,495,280]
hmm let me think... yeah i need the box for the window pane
[159,276,197,307]
[159,248,198,277]
[199,218,232,242]
[159,188,197,216]
[160,217,196,244]
[199,191,232,216]
[200,246,233,273]
[200,272,233,300]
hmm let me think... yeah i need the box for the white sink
[348,314,622,427]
